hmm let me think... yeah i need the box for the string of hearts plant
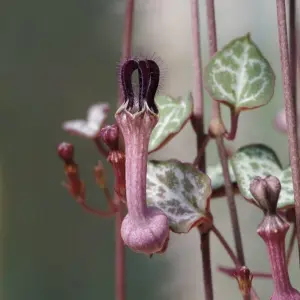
[56,0,300,299]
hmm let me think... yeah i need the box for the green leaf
[146,159,212,233]
[204,34,275,111]
[231,144,294,209]
[207,163,236,190]
[149,94,193,153]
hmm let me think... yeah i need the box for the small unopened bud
[208,118,226,138]
[250,176,281,214]
[57,142,85,203]
[57,142,74,163]
[235,266,253,297]
[100,124,119,150]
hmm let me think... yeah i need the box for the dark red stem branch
[115,0,134,299]
[80,203,116,217]
[211,226,258,299]
[206,0,245,266]
[94,138,109,157]
[216,136,245,265]
[206,0,220,119]
[201,232,213,300]
[287,223,297,265]
[289,0,297,112]
[190,1,213,298]
[276,0,300,265]
[190,0,206,171]
[224,110,240,141]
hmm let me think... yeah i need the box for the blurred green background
[0,0,299,299]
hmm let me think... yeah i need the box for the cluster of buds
[57,142,116,217]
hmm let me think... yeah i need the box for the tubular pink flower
[115,59,169,254]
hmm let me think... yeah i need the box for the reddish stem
[224,110,240,141]
[190,0,206,172]
[115,200,125,300]
[289,0,297,112]
[206,0,245,266]
[211,225,259,299]
[80,203,116,217]
[114,1,134,299]
[276,0,300,265]
[94,138,109,157]
[211,225,239,266]
[287,223,296,265]
[193,135,210,168]
[218,266,272,279]
[190,1,213,298]
[201,232,213,300]
[206,0,220,120]
[216,136,245,265]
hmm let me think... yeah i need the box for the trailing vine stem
[190,0,213,299]
[206,0,246,267]
[115,1,135,299]
[211,226,260,299]
[276,0,300,266]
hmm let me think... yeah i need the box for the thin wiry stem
[190,0,206,171]
[211,226,259,299]
[206,0,220,119]
[201,232,213,300]
[80,202,116,217]
[276,0,300,265]
[289,0,297,113]
[190,1,213,299]
[115,1,135,299]
[287,223,297,265]
[206,0,245,266]
[94,138,109,158]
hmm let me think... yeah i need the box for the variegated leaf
[207,163,236,190]
[231,144,294,209]
[204,34,275,111]
[149,94,193,153]
[146,159,212,233]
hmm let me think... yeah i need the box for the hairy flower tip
[250,176,281,214]
[62,103,109,138]
[100,124,119,150]
[274,109,287,134]
[234,266,253,296]
[57,142,74,163]
[121,207,169,254]
[119,58,160,114]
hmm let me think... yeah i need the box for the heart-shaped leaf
[146,159,212,233]
[207,163,236,190]
[204,34,275,111]
[149,94,193,153]
[231,144,294,209]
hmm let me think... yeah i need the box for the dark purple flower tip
[250,176,281,214]
[99,124,119,150]
[120,58,160,114]
[57,142,74,163]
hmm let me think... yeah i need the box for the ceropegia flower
[115,58,169,254]
[62,103,109,138]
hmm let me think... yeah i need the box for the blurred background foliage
[0,0,299,299]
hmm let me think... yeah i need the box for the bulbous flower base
[121,207,169,254]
